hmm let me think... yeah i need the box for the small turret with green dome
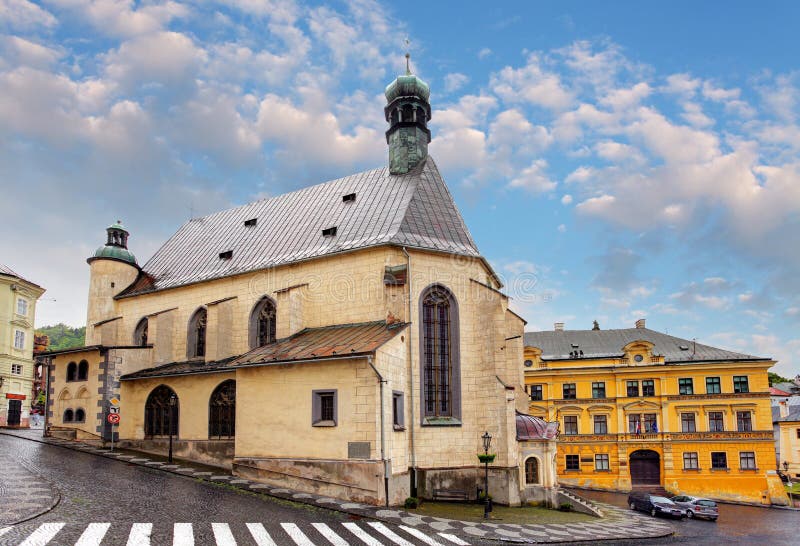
[384,51,432,175]
[88,220,137,266]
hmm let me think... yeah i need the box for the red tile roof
[770,387,792,396]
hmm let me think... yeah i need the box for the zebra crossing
[0,521,471,546]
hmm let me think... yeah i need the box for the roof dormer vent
[322,227,337,237]
[679,345,690,351]
[219,250,233,260]
[244,218,257,227]
[342,193,356,203]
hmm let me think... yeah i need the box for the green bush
[404,497,420,509]
[558,502,573,512]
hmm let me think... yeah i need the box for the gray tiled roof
[120,157,480,297]
[773,405,800,422]
[523,328,769,363]
[0,263,40,287]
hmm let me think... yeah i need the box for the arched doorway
[630,449,660,485]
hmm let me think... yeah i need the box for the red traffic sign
[107,413,121,425]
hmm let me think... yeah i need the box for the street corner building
[38,67,559,507]
[0,264,45,428]
[523,319,790,506]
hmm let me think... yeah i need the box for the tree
[35,324,86,351]
[769,372,792,386]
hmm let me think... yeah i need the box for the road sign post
[107,411,120,452]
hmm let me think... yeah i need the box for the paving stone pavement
[0,430,673,543]
[0,437,60,525]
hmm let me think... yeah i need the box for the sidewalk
[0,429,673,544]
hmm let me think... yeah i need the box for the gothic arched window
[77,360,89,381]
[249,297,276,349]
[187,308,207,358]
[66,362,77,382]
[134,317,148,346]
[75,408,86,422]
[144,385,178,437]
[419,284,460,421]
[525,457,540,485]
[209,380,236,439]
[63,409,74,422]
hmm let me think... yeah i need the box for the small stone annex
[38,60,560,507]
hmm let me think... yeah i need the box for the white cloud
[477,47,491,59]
[561,194,573,205]
[47,0,188,38]
[0,0,57,29]
[0,36,63,69]
[507,159,556,193]
[444,72,468,93]
[490,53,573,110]
[565,166,595,184]
[557,223,566,233]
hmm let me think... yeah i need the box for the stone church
[41,64,559,506]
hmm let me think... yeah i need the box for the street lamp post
[481,431,492,519]
[168,393,177,464]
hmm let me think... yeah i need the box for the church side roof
[120,321,408,380]
[523,328,769,363]
[118,157,481,297]
[0,263,43,289]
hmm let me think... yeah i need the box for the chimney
[635,318,646,329]
[780,400,789,419]
[554,322,564,332]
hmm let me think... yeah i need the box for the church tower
[384,53,431,174]
[85,221,139,344]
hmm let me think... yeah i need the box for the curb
[1,431,674,543]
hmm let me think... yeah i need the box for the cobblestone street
[0,432,679,545]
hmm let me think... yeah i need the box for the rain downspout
[402,246,417,497]
[368,355,390,507]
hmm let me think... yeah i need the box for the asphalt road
[0,434,480,546]
[574,489,799,546]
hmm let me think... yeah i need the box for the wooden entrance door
[630,449,660,485]
[7,399,22,426]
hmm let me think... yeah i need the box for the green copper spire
[384,50,431,175]
[88,220,137,265]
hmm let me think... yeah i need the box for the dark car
[628,491,686,518]
[670,495,719,521]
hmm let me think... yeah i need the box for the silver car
[670,495,719,521]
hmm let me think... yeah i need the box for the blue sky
[1,1,798,375]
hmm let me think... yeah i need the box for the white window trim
[13,330,25,350]
[16,298,28,316]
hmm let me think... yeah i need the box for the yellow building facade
[524,320,789,506]
[40,67,561,507]
[0,264,45,427]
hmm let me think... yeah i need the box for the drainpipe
[402,246,417,497]
[43,357,52,437]
[367,356,390,507]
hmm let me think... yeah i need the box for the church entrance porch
[630,449,661,485]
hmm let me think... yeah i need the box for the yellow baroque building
[523,319,789,506]
[39,67,561,507]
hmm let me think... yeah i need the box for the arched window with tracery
[419,284,460,421]
[77,360,89,381]
[75,408,86,422]
[249,297,276,349]
[66,362,77,382]
[187,308,207,358]
[134,318,148,346]
[209,380,236,439]
[144,385,178,437]
[525,457,540,485]
[63,409,74,422]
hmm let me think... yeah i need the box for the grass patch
[785,482,800,494]
[407,501,596,524]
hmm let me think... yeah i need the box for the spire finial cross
[404,37,411,75]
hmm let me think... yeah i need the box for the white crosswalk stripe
[281,522,316,546]
[212,523,237,546]
[342,522,384,546]
[438,533,470,545]
[0,521,469,546]
[74,523,111,546]
[19,523,65,546]
[126,523,153,546]
[246,522,278,546]
[173,523,194,546]
[310,523,350,546]
[367,522,415,545]
[400,525,446,546]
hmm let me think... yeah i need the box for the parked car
[670,495,719,521]
[628,491,686,518]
